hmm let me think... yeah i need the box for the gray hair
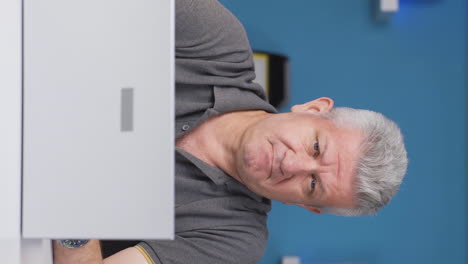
[320,107,408,216]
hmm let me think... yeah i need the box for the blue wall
[219,0,466,263]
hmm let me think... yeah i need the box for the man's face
[234,98,363,214]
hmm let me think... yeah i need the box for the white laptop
[22,0,174,240]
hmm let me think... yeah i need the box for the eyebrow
[318,137,329,197]
[318,174,326,198]
[321,136,328,161]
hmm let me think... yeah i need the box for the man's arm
[53,240,103,264]
[53,240,150,264]
[104,247,151,264]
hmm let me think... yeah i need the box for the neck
[176,110,269,181]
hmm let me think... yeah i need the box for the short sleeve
[138,224,268,264]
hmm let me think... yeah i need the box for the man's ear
[290,97,334,114]
[299,205,323,215]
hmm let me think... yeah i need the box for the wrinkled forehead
[332,126,365,207]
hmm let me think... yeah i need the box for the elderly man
[53,0,408,263]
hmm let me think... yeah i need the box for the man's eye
[310,174,317,192]
[313,141,320,157]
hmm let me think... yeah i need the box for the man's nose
[281,150,318,177]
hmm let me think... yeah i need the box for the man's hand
[53,240,151,264]
[53,240,103,264]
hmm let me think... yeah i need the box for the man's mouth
[269,144,287,184]
[267,139,274,180]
